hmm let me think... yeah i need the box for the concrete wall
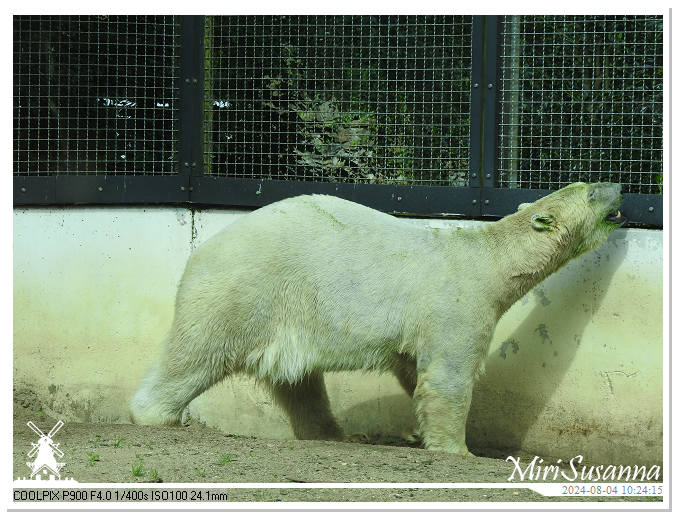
[13,206,663,466]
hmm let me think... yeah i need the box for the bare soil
[12,396,659,504]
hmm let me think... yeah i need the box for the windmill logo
[25,420,66,480]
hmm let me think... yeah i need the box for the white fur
[130,183,621,453]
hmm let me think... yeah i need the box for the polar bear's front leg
[413,351,481,455]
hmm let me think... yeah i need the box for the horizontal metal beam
[14,175,662,227]
[14,175,188,205]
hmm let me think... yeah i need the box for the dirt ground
[12,397,661,505]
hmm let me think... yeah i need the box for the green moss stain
[308,202,345,229]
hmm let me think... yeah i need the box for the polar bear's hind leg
[130,336,230,426]
[265,373,343,441]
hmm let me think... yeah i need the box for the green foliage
[86,452,100,466]
[501,16,663,193]
[131,460,144,477]
[204,15,661,193]
[204,15,472,185]
[219,454,235,465]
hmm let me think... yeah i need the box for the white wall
[13,206,662,465]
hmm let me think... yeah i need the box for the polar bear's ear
[530,213,555,231]
[518,202,532,211]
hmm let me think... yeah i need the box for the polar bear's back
[190,194,425,272]
[171,195,446,374]
[251,194,413,236]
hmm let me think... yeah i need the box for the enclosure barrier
[13,15,663,226]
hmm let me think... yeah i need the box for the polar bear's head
[504,182,625,282]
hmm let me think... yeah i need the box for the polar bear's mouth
[604,209,626,226]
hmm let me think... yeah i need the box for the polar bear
[130,182,625,455]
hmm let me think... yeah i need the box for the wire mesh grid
[204,15,473,186]
[497,15,663,194]
[13,15,179,176]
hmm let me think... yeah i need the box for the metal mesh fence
[498,15,663,194]
[14,15,663,199]
[13,15,179,176]
[204,15,473,186]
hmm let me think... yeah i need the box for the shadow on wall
[466,230,629,458]
[337,392,416,439]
